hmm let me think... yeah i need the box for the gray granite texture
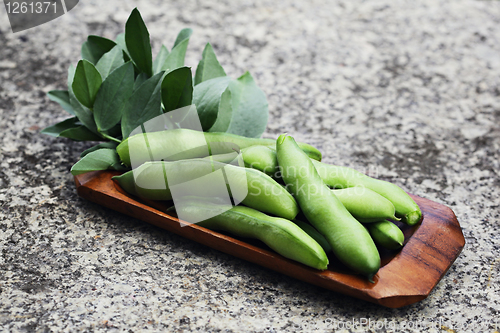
[1,0,499,331]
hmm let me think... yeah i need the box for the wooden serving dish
[74,171,465,308]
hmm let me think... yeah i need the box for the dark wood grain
[74,171,465,308]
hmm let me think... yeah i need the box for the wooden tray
[74,171,465,308]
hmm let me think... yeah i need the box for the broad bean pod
[209,147,399,223]
[292,219,332,253]
[331,187,399,223]
[116,128,322,167]
[214,145,421,225]
[365,220,405,250]
[176,199,329,270]
[276,134,380,280]
[112,159,299,220]
[311,160,422,226]
[205,145,278,177]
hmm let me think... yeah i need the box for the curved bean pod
[366,220,405,250]
[176,199,329,270]
[214,146,420,226]
[116,128,322,167]
[292,219,332,253]
[112,159,299,220]
[205,145,278,177]
[332,187,399,223]
[311,160,422,226]
[276,134,380,280]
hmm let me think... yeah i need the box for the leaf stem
[100,132,122,143]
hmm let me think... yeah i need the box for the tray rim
[74,170,465,308]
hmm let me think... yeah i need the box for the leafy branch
[42,8,269,175]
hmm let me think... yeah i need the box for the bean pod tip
[405,210,422,226]
[277,133,288,145]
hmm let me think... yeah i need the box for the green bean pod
[331,187,399,223]
[175,199,329,270]
[366,220,405,250]
[276,134,380,280]
[112,159,299,220]
[116,128,322,167]
[311,160,422,226]
[205,146,279,177]
[292,219,332,253]
[212,146,419,225]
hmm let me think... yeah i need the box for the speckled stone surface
[1,0,499,332]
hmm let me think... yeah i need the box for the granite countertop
[1,0,499,331]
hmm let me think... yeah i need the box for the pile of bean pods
[113,129,422,281]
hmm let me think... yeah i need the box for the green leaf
[153,45,169,74]
[94,62,134,132]
[133,72,148,91]
[95,45,125,79]
[125,8,153,77]
[40,117,102,141]
[60,125,103,141]
[68,92,99,135]
[192,76,231,130]
[104,122,122,139]
[80,141,119,158]
[115,33,132,62]
[67,63,76,87]
[161,67,193,113]
[81,35,117,64]
[173,28,193,49]
[194,43,226,85]
[121,71,165,138]
[41,117,79,137]
[67,65,99,135]
[226,72,268,138]
[47,90,75,115]
[208,87,232,132]
[71,149,125,175]
[72,59,102,109]
[160,38,189,73]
